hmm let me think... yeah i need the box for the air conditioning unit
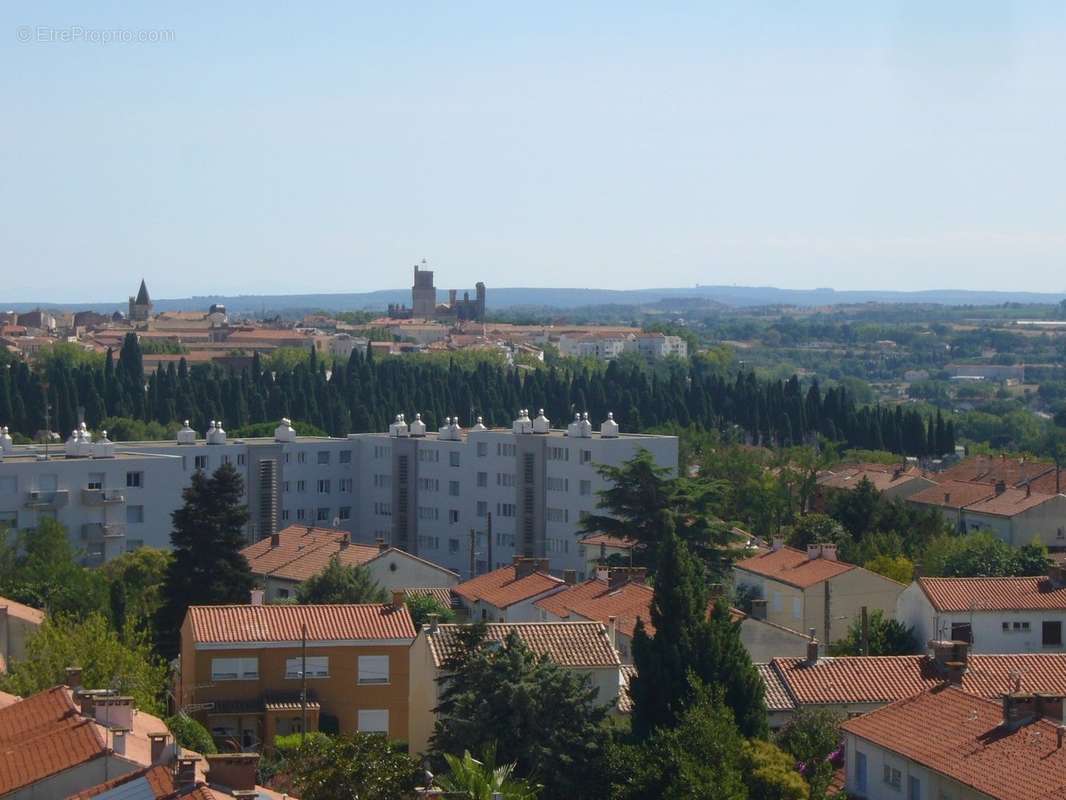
[28,491,40,500]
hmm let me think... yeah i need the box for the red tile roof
[402,587,456,608]
[68,764,176,798]
[758,663,795,712]
[733,546,854,589]
[938,456,1056,488]
[0,685,78,745]
[768,653,1066,706]
[453,565,564,609]
[579,533,637,550]
[917,576,1066,612]
[907,479,996,510]
[842,686,1066,800]
[535,578,654,638]
[963,487,1058,517]
[186,603,416,644]
[818,464,929,493]
[618,664,636,713]
[0,594,46,625]
[427,622,621,668]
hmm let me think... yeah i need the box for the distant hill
[5,285,1066,315]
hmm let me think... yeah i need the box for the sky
[2,1,1066,302]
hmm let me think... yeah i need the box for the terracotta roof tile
[0,716,105,795]
[938,456,1056,488]
[402,587,457,608]
[453,565,564,609]
[0,685,78,745]
[0,594,46,625]
[618,664,636,713]
[841,686,1066,800]
[733,546,854,589]
[770,653,1066,705]
[964,487,1058,517]
[187,603,415,644]
[579,533,637,550]
[535,579,654,638]
[818,465,929,493]
[918,576,1066,612]
[757,664,796,712]
[67,763,176,798]
[427,622,621,668]
[907,479,996,509]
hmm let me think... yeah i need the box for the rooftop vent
[0,426,13,454]
[471,415,487,432]
[274,417,296,443]
[532,409,550,434]
[409,413,427,437]
[93,430,115,459]
[389,413,409,438]
[513,409,533,435]
[177,420,197,445]
[206,420,227,445]
[600,412,619,438]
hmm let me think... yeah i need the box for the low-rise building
[452,558,565,622]
[816,463,936,504]
[177,600,415,748]
[841,685,1066,800]
[0,595,44,673]
[896,573,1066,652]
[733,543,905,647]
[408,620,622,754]
[241,525,458,602]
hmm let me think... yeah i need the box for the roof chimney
[339,533,350,550]
[514,557,548,581]
[270,533,280,548]
[392,590,405,610]
[749,599,768,620]
[376,535,388,552]
[607,616,618,650]
[771,536,785,552]
[427,613,440,634]
[929,639,970,681]
[149,732,169,764]
[1002,693,1039,730]
[995,480,1007,496]
[250,588,264,606]
[176,758,198,789]
[944,492,951,504]
[609,567,647,591]
[205,753,260,794]
[111,729,126,756]
[65,666,83,689]
[563,569,577,585]
[806,635,820,666]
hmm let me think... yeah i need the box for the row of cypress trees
[0,333,953,456]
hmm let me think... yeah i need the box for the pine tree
[154,462,253,658]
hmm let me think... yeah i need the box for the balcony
[24,489,69,510]
[81,522,127,541]
[81,488,127,506]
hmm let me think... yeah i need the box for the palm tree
[435,749,539,800]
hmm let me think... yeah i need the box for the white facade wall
[0,422,677,573]
[843,731,981,800]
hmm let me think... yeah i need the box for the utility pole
[861,606,869,657]
[486,512,493,571]
[469,528,477,578]
[823,582,831,655]
[301,623,307,745]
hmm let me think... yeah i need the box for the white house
[896,572,1066,653]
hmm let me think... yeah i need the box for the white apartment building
[557,332,688,362]
[0,412,677,578]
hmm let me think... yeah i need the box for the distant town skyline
[4,2,1066,302]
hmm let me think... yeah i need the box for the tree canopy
[295,557,388,605]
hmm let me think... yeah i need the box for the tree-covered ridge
[0,334,952,456]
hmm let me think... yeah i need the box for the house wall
[963,496,1066,548]
[367,551,459,591]
[739,618,811,662]
[803,569,904,647]
[0,607,41,673]
[844,731,992,800]
[932,609,1066,654]
[883,476,938,502]
[732,573,805,635]
[7,756,139,800]
[895,583,936,648]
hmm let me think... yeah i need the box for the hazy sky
[3,2,1066,302]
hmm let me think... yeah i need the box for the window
[374,445,390,459]
[449,538,460,553]
[882,764,901,789]
[446,480,459,497]
[450,451,460,467]
[497,443,515,457]
[297,480,306,493]
[281,509,290,521]
[339,506,351,520]
[340,449,352,463]
[298,452,306,464]
[222,455,231,465]
[237,454,246,465]
[340,478,353,493]
[579,479,592,496]
[0,511,17,529]
[950,622,973,643]
[580,449,592,464]
[418,449,440,463]
[1044,621,1062,647]
[477,471,488,488]
[476,500,487,517]
[418,478,439,491]
[358,655,389,684]
[497,473,515,487]
[283,481,291,493]
[357,709,389,734]
[211,657,258,680]
[316,507,330,521]
[317,451,330,464]
[277,587,290,598]
[477,441,487,457]
[374,502,392,517]
[449,509,460,524]
[126,505,144,524]
[87,473,104,491]
[194,455,208,470]
[373,474,390,489]
[855,752,867,793]
[547,446,568,461]
[792,598,802,619]
[908,775,921,800]
[285,656,329,678]
[418,506,439,521]
[317,479,331,494]
[126,471,143,488]
[296,508,306,521]
[547,507,568,523]
[497,503,516,517]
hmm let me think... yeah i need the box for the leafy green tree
[742,739,809,800]
[831,610,918,656]
[296,557,388,604]
[921,532,1049,578]
[786,513,849,551]
[155,463,254,659]
[0,518,107,620]
[827,476,881,538]
[630,521,767,739]
[0,613,167,714]
[101,547,172,630]
[405,594,456,629]
[775,707,845,799]
[430,630,608,799]
[436,749,541,800]
[863,554,914,584]
[282,733,420,800]
[166,713,218,754]
[609,680,748,800]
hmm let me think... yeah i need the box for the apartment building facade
[177,600,415,749]
[0,413,675,576]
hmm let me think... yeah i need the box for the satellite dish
[332,517,341,528]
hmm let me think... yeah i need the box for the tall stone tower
[128,279,153,322]
[411,261,436,319]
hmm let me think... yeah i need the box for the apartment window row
[497,473,515,487]
[317,479,331,494]
[547,446,569,462]
[418,506,440,521]
[496,503,516,518]
[546,507,569,523]
[495,532,516,548]
[373,474,391,489]
[212,655,389,684]
[339,478,353,493]
[547,477,569,492]
[374,445,390,459]
[418,534,440,550]
[374,502,392,517]
[418,478,439,491]
[418,450,440,463]
[497,443,516,457]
